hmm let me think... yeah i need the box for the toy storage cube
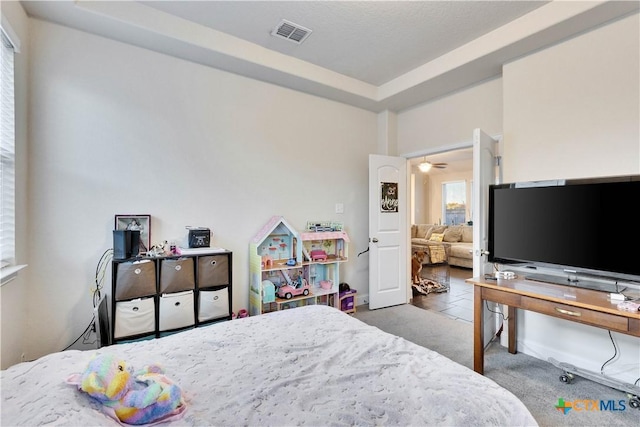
[197,255,229,287]
[114,297,155,338]
[339,289,357,314]
[114,260,156,301]
[198,287,230,322]
[159,290,195,331]
[159,258,195,293]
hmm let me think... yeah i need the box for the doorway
[410,147,473,225]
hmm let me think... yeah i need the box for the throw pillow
[423,226,434,239]
[428,232,444,242]
[443,227,462,242]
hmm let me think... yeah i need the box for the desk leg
[474,286,484,375]
[508,305,517,354]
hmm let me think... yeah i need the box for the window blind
[0,31,16,267]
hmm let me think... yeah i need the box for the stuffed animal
[67,354,186,425]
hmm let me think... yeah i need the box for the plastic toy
[262,279,276,303]
[310,249,327,261]
[320,280,333,290]
[277,278,310,299]
[261,255,274,269]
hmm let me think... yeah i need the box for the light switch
[335,203,344,214]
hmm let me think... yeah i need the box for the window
[442,181,466,225]
[1,28,16,269]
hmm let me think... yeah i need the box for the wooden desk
[466,276,640,375]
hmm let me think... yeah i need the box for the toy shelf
[249,216,349,316]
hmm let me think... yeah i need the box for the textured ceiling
[20,1,640,112]
[140,1,548,85]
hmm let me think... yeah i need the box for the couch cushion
[461,226,473,243]
[428,232,444,242]
[416,224,431,239]
[443,226,462,242]
[411,225,417,238]
[449,243,473,259]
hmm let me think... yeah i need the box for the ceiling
[20,1,639,113]
[410,147,473,176]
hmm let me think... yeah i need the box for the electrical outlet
[20,353,26,362]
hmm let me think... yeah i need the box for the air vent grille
[272,19,312,44]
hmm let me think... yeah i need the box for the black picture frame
[114,214,151,252]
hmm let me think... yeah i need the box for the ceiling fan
[418,157,448,172]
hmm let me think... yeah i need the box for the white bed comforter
[1,305,537,426]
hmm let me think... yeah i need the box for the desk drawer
[481,288,521,306]
[522,297,629,333]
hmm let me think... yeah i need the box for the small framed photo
[115,214,151,253]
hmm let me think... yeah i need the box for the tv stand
[467,276,640,407]
[524,272,626,293]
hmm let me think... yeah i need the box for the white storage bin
[198,288,229,321]
[159,290,195,331]
[114,297,155,339]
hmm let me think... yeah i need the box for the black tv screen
[488,175,640,287]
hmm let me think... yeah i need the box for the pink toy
[320,280,332,290]
[310,250,327,262]
[277,279,310,300]
[262,255,274,268]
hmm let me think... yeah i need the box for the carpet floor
[353,304,640,427]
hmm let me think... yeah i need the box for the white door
[472,128,499,345]
[368,154,408,310]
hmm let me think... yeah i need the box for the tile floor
[355,265,475,323]
[410,265,475,324]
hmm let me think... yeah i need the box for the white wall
[23,18,377,362]
[503,13,640,182]
[501,13,639,384]
[0,0,30,370]
[397,77,503,155]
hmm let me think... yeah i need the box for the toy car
[277,279,310,300]
[310,249,327,261]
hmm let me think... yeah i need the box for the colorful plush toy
[67,354,186,425]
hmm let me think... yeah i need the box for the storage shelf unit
[111,250,232,343]
[249,216,349,315]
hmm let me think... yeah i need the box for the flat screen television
[488,175,640,293]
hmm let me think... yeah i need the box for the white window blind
[1,30,16,268]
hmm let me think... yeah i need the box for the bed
[1,305,537,426]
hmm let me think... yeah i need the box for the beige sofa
[411,224,473,269]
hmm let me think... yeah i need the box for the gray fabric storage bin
[159,258,195,293]
[114,260,156,301]
[197,255,229,287]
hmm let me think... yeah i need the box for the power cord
[599,330,618,374]
[92,249,113,307]
[62,249,113,351]
[485,301,509,321]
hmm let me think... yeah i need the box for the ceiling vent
[271,19,312,44]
